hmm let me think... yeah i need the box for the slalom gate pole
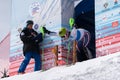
[73,40,77,64]
[54,45,58,66]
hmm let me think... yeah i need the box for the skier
[18,20,52,74]
[59,24,93,62]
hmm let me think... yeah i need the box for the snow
[1,52,120,80]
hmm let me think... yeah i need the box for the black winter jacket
[20,28,42,56]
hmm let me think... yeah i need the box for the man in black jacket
[18,20,46,74]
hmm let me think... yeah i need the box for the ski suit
[70,27,92,62]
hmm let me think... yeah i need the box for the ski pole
[66,28,72,65]
[66,41,71,65]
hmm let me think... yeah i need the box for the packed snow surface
[1,52,120,80]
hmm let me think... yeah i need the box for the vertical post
[67,42,70,65]
[41,47,44,71]
[73,40,77,64]
[54,45,58,66]
[61,0,74,65]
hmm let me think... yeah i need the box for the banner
[0,0,11,78]
[10,0,74,76]
[95,0,120,57]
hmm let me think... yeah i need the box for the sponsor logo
[34,24,39,30]
[29,2,41,17]
[112,21,119,27]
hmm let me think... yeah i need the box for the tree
[0,68,9,78]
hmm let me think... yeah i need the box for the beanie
[26,20,34,27]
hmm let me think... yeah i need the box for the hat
[59,28,67,37]
[26,20,34,25]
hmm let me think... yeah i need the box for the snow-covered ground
[1,52,120,80]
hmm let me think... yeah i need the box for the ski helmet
[59,27,67,37]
